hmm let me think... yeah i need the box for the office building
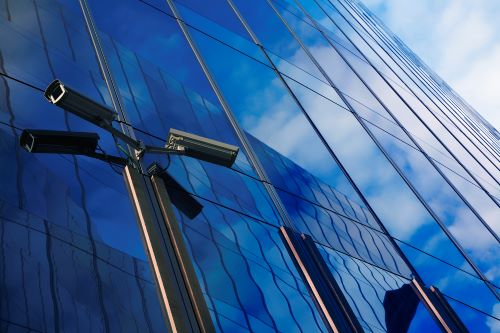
[0,0,498,332]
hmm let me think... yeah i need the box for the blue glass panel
[175,0,250,39]
[170,190,329,333]
[88,0,213,98]
[305,0,402,85]
[0,200,166,332]
[231,0,326,80]
[248,135,380,230]
[0,1,167,329]
[0,0,108,102]
[0,0,144,258]
[277,188,410,276]
[317,245,441,332]
[186,23,377,221]
[445,295,500,333]
[337,0,500,163]
[173,0,267,63]
[397,241,499,317]
[282,76,475,274]
[367,121,500,285]
[174,0,345,115]
[330,0,500,194]
[88,0,284,226]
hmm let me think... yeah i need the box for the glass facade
[0,0,498,332]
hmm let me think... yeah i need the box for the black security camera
[166,128,239,167]
[20,129,100,155]
[44,80,117,127]
[20,129,127,166]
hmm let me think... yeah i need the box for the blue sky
[363,0,500,130]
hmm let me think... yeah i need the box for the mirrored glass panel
[0,1,167,330]
[87,0,284,226]
[168,185,329,333]
[317,245,442,332]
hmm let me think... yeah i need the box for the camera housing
[166,128,239,167]
[20,129,100,155]
[44,80,117,126]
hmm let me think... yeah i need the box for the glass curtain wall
[0,0,166,331]
[1,0,498,332]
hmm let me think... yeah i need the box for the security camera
[20,129,128,166]
[166,128,239,167]
[20,129,99,155]
[44,80,117,126]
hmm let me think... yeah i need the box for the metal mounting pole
[123,165,215,333]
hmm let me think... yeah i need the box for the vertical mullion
[279,226,362,333]
[78,0,139,157]
[150,170,215,333]
[123,165,195,333]
[411,279,469,333]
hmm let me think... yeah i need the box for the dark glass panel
[0,0,108,103]
[88,0,213,98]
[0,200,167,332]
[0,1,168,327]
[0,0,144,257]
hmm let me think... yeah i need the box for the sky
[362,0,500,131]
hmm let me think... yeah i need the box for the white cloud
[487,303,500,333]
[363,0,500,130]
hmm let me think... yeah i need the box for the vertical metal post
[150,172,215,333]
[411,279,469,333]
[123,165,215,333]
[280,226,363,333]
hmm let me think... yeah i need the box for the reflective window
[317,245,441,332]
[0,0,167,330]
[398,241,499,317]
[283,77,475,273]
[88,0,284,226]
[277,189,410,276]
[169,188,329,332]
[186,22,380,233]
[2,0,497,331]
